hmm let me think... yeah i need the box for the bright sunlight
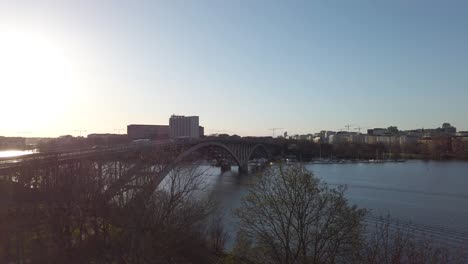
[0,27,80,134]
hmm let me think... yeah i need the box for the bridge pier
[220,163,231,172]
[238,162,249,174]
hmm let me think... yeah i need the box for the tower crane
[354,126,369,133]
[268,128,284,137]
[344,124,354,132]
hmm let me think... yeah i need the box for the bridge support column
[238,162,249,174]
[220,163,231,172]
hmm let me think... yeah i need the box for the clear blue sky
[1,0,467,137]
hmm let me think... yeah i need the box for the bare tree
[109,164,221,263]
[360,215,465,264]
[206,213,229,253]
[0,151,227,264]
[234,164,367,264]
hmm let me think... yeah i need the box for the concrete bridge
[0,138,274,172]
[0,139,277,200]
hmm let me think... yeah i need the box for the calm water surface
[203,160,468,248]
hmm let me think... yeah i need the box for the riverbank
[306,159,406,165]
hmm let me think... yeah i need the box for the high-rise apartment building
[169,115,200,139]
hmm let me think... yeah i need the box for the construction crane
[354,126,369,133]
[344,124,354,132]
[268,128,283,137]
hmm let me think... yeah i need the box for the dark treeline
[1,159,465,263]
[0,156,227,263]
[276,139,468,161]
[33,134,468,161]
[36,134,129,152]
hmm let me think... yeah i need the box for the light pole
[75,130,87,137]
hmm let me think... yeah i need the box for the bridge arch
[247,143,271,161]
[154,141,243,187]
[170,141,242,167]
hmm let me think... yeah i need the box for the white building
[169,115,200,139]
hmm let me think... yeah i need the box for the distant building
[199,126,205,138]
[416,123,457,137]
[169,115,200,139]
[452,136,468,156]
[312,137,321,143]
[367,128,388,136]
[87,133,128,144]
[332,131,356,144]
[364,135,377,144]
[442,122,456,134]
[403,129,424,138]
[127,125,169,140]
[323,131,336,143]
[399,135,418,145]
[297,134,314,141]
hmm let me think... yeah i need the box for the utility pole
[268,128,283,137]
[344,124,354,132]
[75,130,87,137]
[114,129,125,134]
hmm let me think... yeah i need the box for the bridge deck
[0,139,275,171]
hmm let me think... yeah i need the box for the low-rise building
[127,125,169,140]
[452,136,468,156]
[199,126,205,138]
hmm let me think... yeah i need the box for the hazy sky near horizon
[1,0,467,137]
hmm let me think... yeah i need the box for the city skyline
[1,1,468,137]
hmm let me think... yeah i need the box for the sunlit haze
[1,0,467,137]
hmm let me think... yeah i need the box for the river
[202,160,468,249]
[0,149,37,158]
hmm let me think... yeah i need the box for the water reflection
[0,149,37,158]
[198,161,468,249]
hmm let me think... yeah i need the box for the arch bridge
[161,139,272,174]
[0,139,277,199]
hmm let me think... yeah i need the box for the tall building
[169,115,200,139]
[127,125,169,140]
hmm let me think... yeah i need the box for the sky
[0,0,467,137]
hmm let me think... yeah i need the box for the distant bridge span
[0,139,277,200]
[0,138,274,172]
[158,140,271,178]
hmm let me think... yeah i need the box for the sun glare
[0,28,79,133]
